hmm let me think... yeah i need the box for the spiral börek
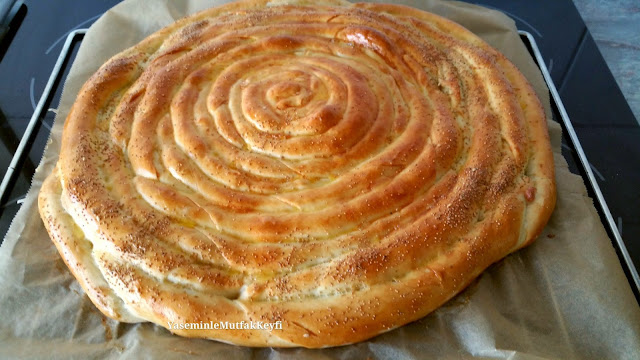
[39,0,556,348]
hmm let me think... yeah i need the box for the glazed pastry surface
[39,0,556,347]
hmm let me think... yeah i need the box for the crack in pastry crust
[38,0,556,348]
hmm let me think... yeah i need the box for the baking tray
[518,31,640,301]
[1,27,638,302]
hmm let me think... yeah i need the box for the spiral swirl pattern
[39,0,556,347]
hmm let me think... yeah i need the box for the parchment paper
[1,0,639,359]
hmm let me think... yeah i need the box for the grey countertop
[573,0,640,125]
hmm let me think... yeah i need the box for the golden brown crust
[38,0,556,348]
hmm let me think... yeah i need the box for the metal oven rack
[520,30,639,298]
[0,28,87,200]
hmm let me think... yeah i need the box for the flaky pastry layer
[38,0,556,348]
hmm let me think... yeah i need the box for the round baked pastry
[38,0,556,348]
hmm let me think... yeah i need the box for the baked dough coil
[38,0,556,348]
